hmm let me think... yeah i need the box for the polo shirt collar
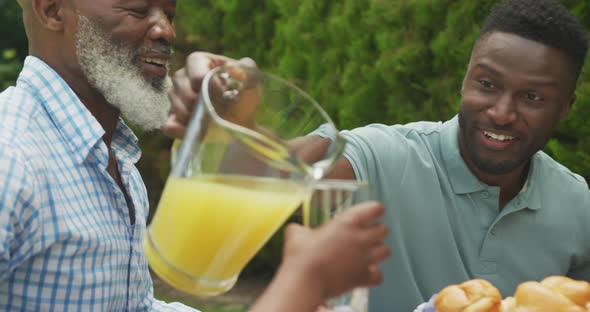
[516,154,542,210]
[441,116,486,194]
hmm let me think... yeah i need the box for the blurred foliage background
[1,0,589,287]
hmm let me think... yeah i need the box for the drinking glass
[144,63,346,296]
[305,179,372,312]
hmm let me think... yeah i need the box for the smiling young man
[0,0,390,311]
[164,0,590,311]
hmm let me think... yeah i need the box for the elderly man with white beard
[0,0,389,311]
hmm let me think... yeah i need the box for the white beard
[75,15,172,131]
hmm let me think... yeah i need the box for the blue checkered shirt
[0,56,198,311]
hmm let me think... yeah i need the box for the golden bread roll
[499,297,516,312]
[500,276,590,312]
[541,276,590,307]
[435,279,502,312]
[425,277,590,312]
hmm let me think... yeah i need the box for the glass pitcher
[144,63,345,296]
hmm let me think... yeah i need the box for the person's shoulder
[395,120,445,137]
[534,152,588,201]
[535,151,587,185]
[347,120,444,138]
[0,86,41,146]
[0,129,37,205]
[340,120,445,160]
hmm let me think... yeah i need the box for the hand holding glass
[305,180,373,312]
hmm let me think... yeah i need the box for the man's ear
[32,0,66,31]
[559,93,575,123]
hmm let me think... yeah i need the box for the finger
[224,65,249,84]
[339,201,384,227]
[185,52,236,91]
[171,66,187,85]
[315,306,334,312]
[359,223,388,245]
[172,68,199,110]
[185,52,236,72]
[368,245,391,264]
[364,265,384,287]
[211,56,230,68]
[162,115,187,139]
[239,57,257,68]
[283,223,307,242]
[168,91,191,125]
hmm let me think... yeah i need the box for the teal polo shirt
[325,116,590,311]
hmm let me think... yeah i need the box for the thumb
[283,223,308,242]
[239,57,257,68]
[339,201,385,227]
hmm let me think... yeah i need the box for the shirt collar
[517,154,542,210]
[112,119,142,164]
[441,116,487,194]
[17,56,141,165]
[440,115,541,210]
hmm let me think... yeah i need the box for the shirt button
[482,191,490,199]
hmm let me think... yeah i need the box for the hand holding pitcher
[164,53,258,138]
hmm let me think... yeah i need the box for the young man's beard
[458,109,538,175]
[75,15,172,131]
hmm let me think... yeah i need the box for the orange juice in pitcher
[145,175,307,295]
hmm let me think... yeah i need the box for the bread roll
[435,279,502,312]
[428,276,590,312]
[500,276,590,312]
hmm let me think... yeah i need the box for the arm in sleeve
[308,123,411,184]
[0,147,39,282]
[341,124,410,186]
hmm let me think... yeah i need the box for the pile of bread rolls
[434,276,590,312]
